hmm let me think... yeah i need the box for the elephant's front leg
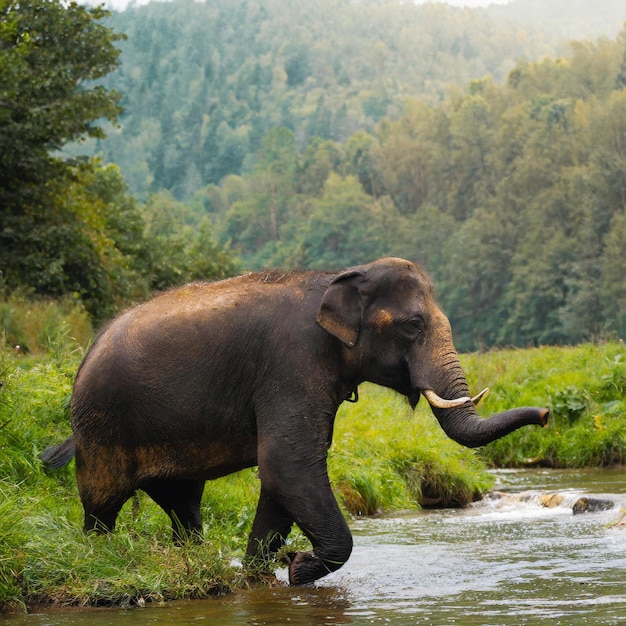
[285,498,353,586]
[256,428,353,586]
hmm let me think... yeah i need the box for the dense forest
[86,0,626,198]
[2,0,626,350]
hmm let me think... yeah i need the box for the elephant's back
[69,273,325,445]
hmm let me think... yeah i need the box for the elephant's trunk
[422,356,549,448]
[429,401,549,448]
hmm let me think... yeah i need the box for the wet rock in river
[572,496,614,514]
[539,493,564,508]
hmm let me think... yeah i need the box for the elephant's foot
[288,551,341,586]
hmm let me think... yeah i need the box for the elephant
[41,257,549,586]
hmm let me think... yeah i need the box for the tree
[437,205,519,351]
[0,0,125,314]
[80,164,152,307]
[601,209,626,339]
[141,190,202,290]
[298,137,344,197]
[446,80,499,220]
[219,128,298,259]
[286,173,383,270]
[0,0,123,204]
[142,191,239,291]
[375,99,450,216]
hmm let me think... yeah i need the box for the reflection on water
[6,469,626,625]
[4,588,354,626]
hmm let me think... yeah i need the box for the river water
[6,469,626,625]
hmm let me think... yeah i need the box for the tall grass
[0,291,93,356]
[0,481,27,612]
[19,511,238,608]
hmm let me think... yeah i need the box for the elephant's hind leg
[76,450,132,534]
[245,486,294,572]
[142,478,205,542]
[82,495,129,534]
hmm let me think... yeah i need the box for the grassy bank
[1,298,624,611]
[462,343,626,468]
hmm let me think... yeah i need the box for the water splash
[480,489,614,515]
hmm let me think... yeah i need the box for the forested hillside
[99,0,548,196]
[4,0,626,351]
[83,0,626,199]
[78,0,626,350]
[490,0,625,40]
[199,34,626,351]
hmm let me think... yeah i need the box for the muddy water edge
[5,468,626,625]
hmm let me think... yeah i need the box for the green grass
[1,298,625,611]
[461,343,626,468]
[330,386,492,514]
[0,291,93,356]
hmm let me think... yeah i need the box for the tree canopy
[82,0,583,199]
[0,0,238,321]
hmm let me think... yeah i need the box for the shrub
[0,292,92,356]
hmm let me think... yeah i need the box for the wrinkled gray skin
[42,258,549,586]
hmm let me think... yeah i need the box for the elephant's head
[316,257,548,447]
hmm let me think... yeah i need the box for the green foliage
[277,173,388,270]
[218,128,298,260]
[601,205,626,338]
[467,342,626,468]
[142,190,240,292]
[19,512,237,607]
[0,0,123,185]
[0,291,92,355]
[331,386,493,514]
[0,481,27,612]
[0,0,123,316]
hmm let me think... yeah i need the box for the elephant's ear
[316,270,364,348]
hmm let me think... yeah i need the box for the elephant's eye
[403,317,425,338]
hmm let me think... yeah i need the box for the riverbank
[5,468,626,624]
[1,314,624,611]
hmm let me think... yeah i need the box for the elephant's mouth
[412,387,489,410]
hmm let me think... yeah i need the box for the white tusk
[423,389,471,409]
[471,387,490,406]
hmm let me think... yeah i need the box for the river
[5,469,626,625]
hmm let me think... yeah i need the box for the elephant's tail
[41,436,75,469]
